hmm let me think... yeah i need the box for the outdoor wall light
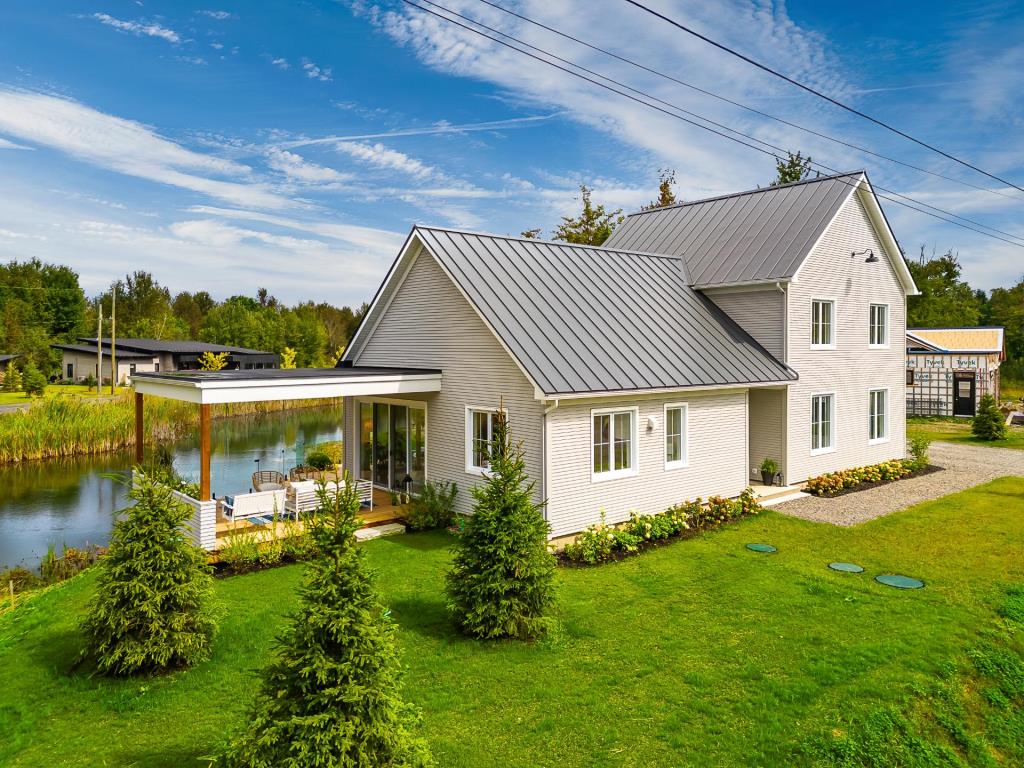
[647,415,658,432]
[852,248,880,263]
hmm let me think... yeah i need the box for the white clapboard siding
[786,190,908,483]
[545,390,749,537]
[705,288,786,360]
[349,244,545,516]
[748,387,787,481]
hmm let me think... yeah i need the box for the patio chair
[252,470,286,491]
[222,489,287,522]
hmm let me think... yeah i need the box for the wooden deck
[214,488,406,550]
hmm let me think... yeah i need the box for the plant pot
[760,471,774,486]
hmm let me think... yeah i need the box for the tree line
[0,261,367,375]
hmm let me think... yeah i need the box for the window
[811,393,835,454]
[869,303,889,347]
[811,299,835,348]
[66,363,73,379]
[906,369,915,386]
[591,407,637,480]
[869,389,888,443]
[466,407,502,474]
[664,403,688,469]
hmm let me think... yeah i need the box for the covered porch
[131,365,441,550]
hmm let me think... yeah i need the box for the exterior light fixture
[852,248,880,263]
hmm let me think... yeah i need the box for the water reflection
[0,406,342,568]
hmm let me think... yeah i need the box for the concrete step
[758,491,810,507]
[355,522,407,541]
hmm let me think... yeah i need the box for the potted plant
[759,457,779,487]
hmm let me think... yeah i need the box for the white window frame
[868,388,889,445]
[663,402,689,470]
[810,391,836,455]
[590,406,639,482]
[810,298,836,349]
[869,303,889,349]
[465,405,505,476]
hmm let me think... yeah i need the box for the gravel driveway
[774,441,1024,526]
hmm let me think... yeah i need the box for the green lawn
[909,416,1024,450]
[2,479,1023,767]
[0,384,129,406]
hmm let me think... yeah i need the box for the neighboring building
[906,327,1005,417]
[53,338,279,384]
[0,354,20,382]
[336,170,918,537]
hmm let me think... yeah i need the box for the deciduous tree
[553,185,623,246]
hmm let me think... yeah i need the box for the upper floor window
[869,303,889,347]
[665,403,688,469]
[811,393,835,454]
[869,389,889,444]
[811,299,835,348]
[466,406,502,474]
[592,407,638,481]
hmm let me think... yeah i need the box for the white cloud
[265,147,354,184]
[288,113,557,145]
[301,57,333,81]
[271,57,290,69]
[0,88,290,209]
[176,56,208,66]
[198,10,233,20]
[91,13,180,44]
[0,137,32,150]
[333,140,440,181]
[210,42,224,50]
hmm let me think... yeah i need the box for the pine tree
[446,409,556,640]
[972,394,1007,441]
[2,363,23,393]
[221,480,432,768]
[82,473,216,676]
[21,360,47,397]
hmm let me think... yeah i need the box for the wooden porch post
[134,392,145,464]
[199,403,212,501]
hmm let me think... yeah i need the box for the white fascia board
[134,373,442,405]
[541,379,793,402]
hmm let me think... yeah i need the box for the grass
[1,477,1022,766]
[0,393,343,464]
[909,417,1024,451]
[1002,378,1024,402]
[0,384,129,406]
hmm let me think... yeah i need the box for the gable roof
[907,327,1005,357]
[605,170,916,294]
[77,338,274,356]
[349,226,796,397]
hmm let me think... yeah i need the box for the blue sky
[0,1,1022,305]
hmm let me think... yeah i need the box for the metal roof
[414,227,796,396]
[0,354,20,364]
[604,171,862,288]
[78,337,274,355]
[52,343,154,359]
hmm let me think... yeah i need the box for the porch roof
[131,365,442,404]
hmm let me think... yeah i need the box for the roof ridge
[413,224,685,262]
[623,169,866,218]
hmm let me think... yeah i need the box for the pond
[0,405,343,569]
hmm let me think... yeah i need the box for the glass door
[390,405,408,489]
[359,402,373,482]
[409,407,425,492]
[359,401,426,491]
[372,403,390,487]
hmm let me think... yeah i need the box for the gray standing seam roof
[78,338,274,355]
[604,171,862,287]
[414,227,796,396]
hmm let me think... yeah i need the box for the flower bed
[561,488,762,566]
[803,458,947,498]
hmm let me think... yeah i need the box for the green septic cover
[829,562,865,573]
[875,574,925,590]
[746,543,777,553]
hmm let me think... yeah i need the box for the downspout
[542,399,559,525]
[775,281,788,485]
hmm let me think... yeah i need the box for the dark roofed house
[53,338,278,384]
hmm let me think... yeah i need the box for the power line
[402,0,1024,249]
[621,0,1024,194]
[474,0,1022,204]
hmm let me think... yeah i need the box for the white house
[336,170,919,537]
[131,170,917,544]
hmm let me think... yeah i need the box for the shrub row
[805,459,913,497]
[562,488,762,565]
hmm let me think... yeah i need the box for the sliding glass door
[358,401,426,492]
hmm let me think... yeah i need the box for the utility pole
[110,283,117,395]
[96,300,103,396]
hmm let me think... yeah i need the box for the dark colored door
[953,372,976,416]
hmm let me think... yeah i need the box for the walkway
[773,441,1024,526]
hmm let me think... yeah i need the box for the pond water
[0,405,343,569]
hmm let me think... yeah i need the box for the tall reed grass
[0,394,341,464]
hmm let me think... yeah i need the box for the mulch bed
[808,464,944,499]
